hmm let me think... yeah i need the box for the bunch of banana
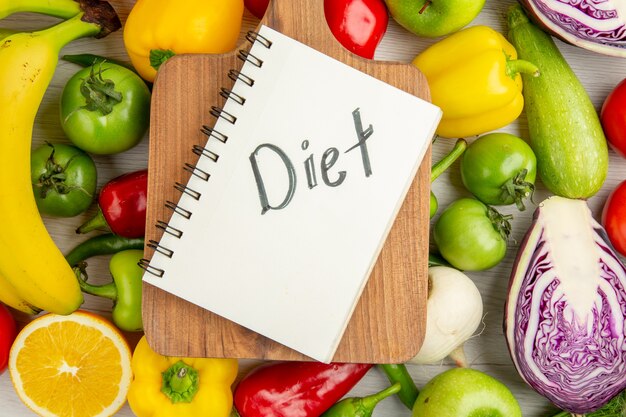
[0,0,120,315]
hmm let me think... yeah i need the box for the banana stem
[36,13,101,48]
[31,0,121,45]
[0,0,81,19]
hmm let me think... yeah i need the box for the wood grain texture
[142,0,432,362]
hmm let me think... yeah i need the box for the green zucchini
[506,4,608,199]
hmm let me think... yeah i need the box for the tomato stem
[34,142,92,198]
[486,205,513,241]
[80,62,122,115]
[501,169,535,211]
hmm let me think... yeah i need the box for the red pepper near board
[324,0,388,59]
[234,361,373,417]
[77,169,148,238]
[244,0,388,59]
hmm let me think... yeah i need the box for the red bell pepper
[244,0,388,59]
[76,169,147,238]
[0,303,17,374]
[324,0,388,59]
[234,361,372,417]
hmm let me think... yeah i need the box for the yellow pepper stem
[149,49,175,71]
[506,58,540,79]
[161,360,199,404]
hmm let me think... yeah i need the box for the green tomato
[460,133,536,210]
[31,143,97,217]
[60,62,151,155]
[433,198,509,271]
[412,368,522,417]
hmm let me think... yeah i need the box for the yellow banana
[0,5,120,314]
[0,273,39,315]
[0,0,80,19]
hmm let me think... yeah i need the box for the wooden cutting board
[142,0,431,363]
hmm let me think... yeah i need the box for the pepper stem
[150,49,176,71]
[161,360,200,404]
[360,382,402,411]
[73,264,118,300]
[431,138,467,182]
[76,207,111,234]
[506,58,540,78]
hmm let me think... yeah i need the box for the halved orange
[9,311,132,417]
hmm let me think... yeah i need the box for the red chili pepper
[0,303,17,374]
[244,0,388,59]
[234,361,372,417]
[76,169,147,238]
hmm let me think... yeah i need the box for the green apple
[385,0,486,38]
[412,368,522,417]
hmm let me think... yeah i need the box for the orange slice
[8,311,132,417]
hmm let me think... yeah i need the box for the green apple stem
[419,0,432,14]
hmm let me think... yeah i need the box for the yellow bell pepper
[123,0,244,82]
[412,25,539,138]
[127,336,238,417]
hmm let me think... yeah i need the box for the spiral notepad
[140,25,441,363]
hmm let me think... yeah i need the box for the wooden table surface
[1,1,625,416]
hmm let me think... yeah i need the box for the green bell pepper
[76,249,144,332]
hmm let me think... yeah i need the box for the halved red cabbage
[504,196,626,414]
[520,0,626,57]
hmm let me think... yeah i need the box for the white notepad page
[144,25,442,363]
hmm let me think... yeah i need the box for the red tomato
[602,180,626,257]
[0,303,16,373]
[601,78,626,158]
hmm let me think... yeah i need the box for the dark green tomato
[433,198,510,271]
[60,62,151,155]
[31,143,97,217]
[460,133,536,210]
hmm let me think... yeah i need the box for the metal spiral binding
[228,69,255,87]
[138,259,164,278]
[210,106,237,124]
[140,30,272,278]
[164,200,193,219]
[174,181,201,200]
[184,162,210,181]
[220,88,246,106]
[238,50,263,68]
[156,220,183,238]
[147,240,174,258]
